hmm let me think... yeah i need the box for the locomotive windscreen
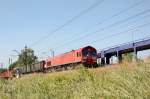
[82,47,97,57]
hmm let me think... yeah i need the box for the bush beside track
[0,62,150,99]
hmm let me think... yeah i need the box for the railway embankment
[0,61,150,99]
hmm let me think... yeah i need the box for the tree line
[9,46,38,69]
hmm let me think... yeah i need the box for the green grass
[0,63,150,99]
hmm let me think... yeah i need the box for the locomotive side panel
[74,49,83,63]
[46,50,76,67]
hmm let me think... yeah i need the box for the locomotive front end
[81,46,97,67]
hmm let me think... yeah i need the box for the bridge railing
[98,37,150,52]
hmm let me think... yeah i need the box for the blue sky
[0,0,150,67]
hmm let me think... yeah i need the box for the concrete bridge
[98,37,150,65]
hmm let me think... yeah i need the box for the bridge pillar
[117,51,122,63]
[101,51,105,66]
[133,47,137,62]
[106,54,111,65]
[101,58,105,66]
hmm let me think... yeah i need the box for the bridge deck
[99,37,150,57]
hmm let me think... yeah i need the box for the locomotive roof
[46,45,96,60]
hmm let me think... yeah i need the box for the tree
[0,68,7,73]
[9,46,38,69]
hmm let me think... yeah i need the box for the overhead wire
[38,0,148,57]
[84,22,150,47]
[51,0,145,49]
[53,8,150,50]
[96,0,146,25]
[56,14,150,52]
[30,0,105,47]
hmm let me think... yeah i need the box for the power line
[30,0,105,47]
[96,0,146,25]
[58,21,150,52]
[54,8,150,50]
[85,22,150,46]
[52,0,145,50]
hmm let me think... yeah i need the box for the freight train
[0,46,98,78]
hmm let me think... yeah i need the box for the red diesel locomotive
[45,46,97,71]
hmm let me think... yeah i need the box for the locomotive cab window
[82,47,97,57]
[77,52,81,57]
[79,52,81,57]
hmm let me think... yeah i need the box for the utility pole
[50,49,54,58]
[132,31,134,43]
[132,31,137,62]
[9,58,12,65]
[24,45,28,72]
